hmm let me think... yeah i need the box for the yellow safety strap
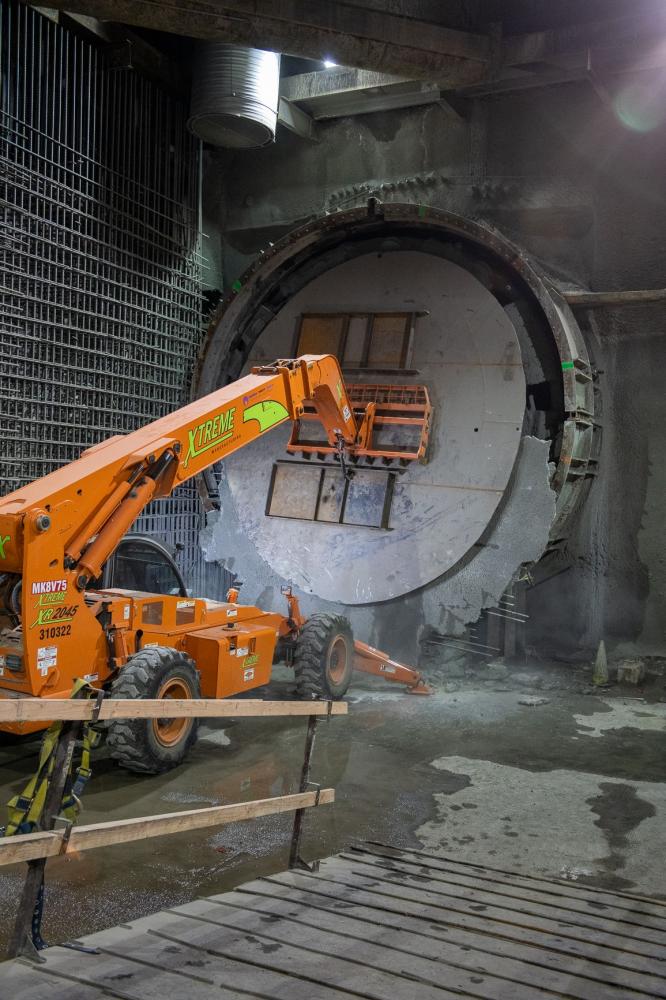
[5,679,98,836]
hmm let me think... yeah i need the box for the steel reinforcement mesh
[0,2,218,593]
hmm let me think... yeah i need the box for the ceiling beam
[30,7,189,93]
[277,96,318,141]
[503,14,659,68]
[282,29,666,119]
[281,68,411,103]
[214,1,489,62]
[28,0,490,84]
[451,38,666,99]
[563,288,666,309]
[280,67,442,120]
[26,2,665,102]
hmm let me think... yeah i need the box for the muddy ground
[0,659,664,954]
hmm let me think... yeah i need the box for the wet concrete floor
[0,662,665,954]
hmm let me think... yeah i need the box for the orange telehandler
[0,356,431,773]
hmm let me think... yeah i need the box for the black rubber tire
[294,613,354,700]
[107,646,201,774]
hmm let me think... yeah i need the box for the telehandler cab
[0,355,431,773]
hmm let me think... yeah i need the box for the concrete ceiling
[30,1,666,95]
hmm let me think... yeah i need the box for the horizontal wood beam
[0,789,334,865]
[0,698,347,723]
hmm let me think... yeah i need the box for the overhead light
[323,59,338,69]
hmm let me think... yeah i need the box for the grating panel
[0,1,214,594]
[266,461,395,529]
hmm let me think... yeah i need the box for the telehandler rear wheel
[294,613,354,700]
[107,646,201,774]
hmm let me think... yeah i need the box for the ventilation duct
[188,43,280,148]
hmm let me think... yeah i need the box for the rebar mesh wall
[0,2,215,592]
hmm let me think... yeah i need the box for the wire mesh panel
[0,2,211,593]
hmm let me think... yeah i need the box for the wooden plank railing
[1,695,345,959]
[0,789,335,865]
[0,697,347,723]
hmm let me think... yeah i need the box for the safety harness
[3,679,102,953]
[5,678,100,836]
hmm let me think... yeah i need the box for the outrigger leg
[353,640,433,695]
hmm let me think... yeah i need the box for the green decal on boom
[243,400,289,433]
[183,407,236,468]
[0,535,9,559]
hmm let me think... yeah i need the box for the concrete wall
[203,82,666,661]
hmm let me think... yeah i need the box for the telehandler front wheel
[294,613,354,700]
[107,646,201,774]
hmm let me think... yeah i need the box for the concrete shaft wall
[205,84,666,661]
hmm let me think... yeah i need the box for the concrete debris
[511,672,543,688]
[616,659,646,685]
[485,660,509,680]
[443,661,467,679]
[518,695,550,707]
[560,865,594,881]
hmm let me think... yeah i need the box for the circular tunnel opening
[195,205,596,650]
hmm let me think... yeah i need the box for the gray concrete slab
[220,251,526,604]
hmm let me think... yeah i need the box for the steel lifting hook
[334,431,354,481]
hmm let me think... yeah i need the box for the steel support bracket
[53,816,73,854]
[90,688,105,724]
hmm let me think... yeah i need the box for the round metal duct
[188,44,280,148]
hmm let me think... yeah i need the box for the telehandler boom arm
[0,356,364,590]
[0,354,431,708]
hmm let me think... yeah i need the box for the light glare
[614,80,666,133]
